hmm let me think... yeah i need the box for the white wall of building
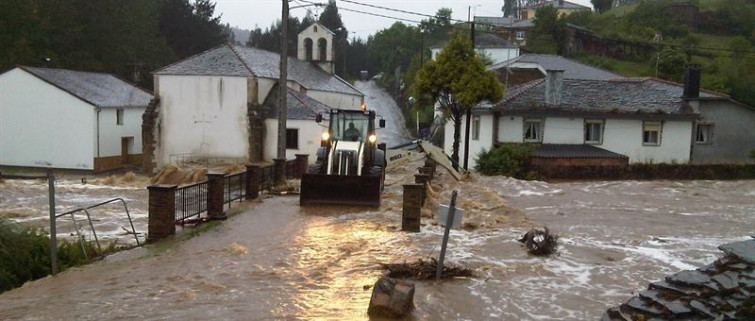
[0,68,95,169]
[263,119,324,164]
[156,75,249,167]
[97,107,144,157]
[442,113,496,169]
[602,119,692,164]
[447,111,694,167]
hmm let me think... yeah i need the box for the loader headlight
[368,134,377,143]
[321,132,330,141]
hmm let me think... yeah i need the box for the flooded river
[1,170,753,320]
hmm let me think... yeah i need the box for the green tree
[414,33,504,168]
[530,5,567,54]
[591,0,613,14]
[246,15,315,57]
[318,0,349,77]
[158,0,229,59]
[650,46,687,81]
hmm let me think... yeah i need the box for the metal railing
[224,171,246,208]
[55,198,140,260]
[175,181,208,222]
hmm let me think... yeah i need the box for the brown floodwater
[1,168,753,320]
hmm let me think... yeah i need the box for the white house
[147,22,363,171]
[431,33,520,65]
[446,70,717,168]
[0,66,152,172]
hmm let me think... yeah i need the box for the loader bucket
[300,173,381,207]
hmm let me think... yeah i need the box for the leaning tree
[414,32,504,169]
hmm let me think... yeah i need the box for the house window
[584,119,604,144]
[523,118,543,143]
[695,123,713,144]
[286,128,299,149]
[516,31,526,41]
[471,117,480,141]
[642,121,662,146]
[116,108,124,125]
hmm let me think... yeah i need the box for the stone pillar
[274,158,287,182]
[295,154,309,178]
[245,164,261,199]
[402,183,423,232]
[207,172,227,220]
[147,184,176,242]
[414,173,430,206]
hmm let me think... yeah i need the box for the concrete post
[295,154,309,178]
[274,158,287,182]
[418,166,434,181]
[402,183,423,232]
[147,184,177,242]
[207,172,227,220]
[245,164,260,199]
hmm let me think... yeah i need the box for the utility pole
[276,0,290,182]
[463,15,476,171]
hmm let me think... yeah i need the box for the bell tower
[297,22,335,74]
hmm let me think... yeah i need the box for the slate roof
[488,54,622,80]
[495,77,722,118]
[430,33,516,50]
[154,44,362,97]
[532,144,629,159]
[19,66,152,108]
[262,85,331,120]
[524,0,591,10]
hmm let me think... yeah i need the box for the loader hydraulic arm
[385,140,468,181]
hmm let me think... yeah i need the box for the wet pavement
[355,81,414,148]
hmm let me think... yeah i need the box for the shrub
[474,143,535,178]
[0,219,101,293]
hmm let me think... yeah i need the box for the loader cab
[321,109,382,145]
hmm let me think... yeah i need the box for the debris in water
[226,242,248,256]
[380,258,473,280]
[518,227,559,256]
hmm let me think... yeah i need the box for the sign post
[436,190,458,281]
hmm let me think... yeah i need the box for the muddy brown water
[1,171,753,320]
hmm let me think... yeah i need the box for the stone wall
[141,98,159,174]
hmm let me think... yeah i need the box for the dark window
[472,117,480,141]
[695,123,713,144]
[116,108,124,125]
[286,128,299,149]
[584,119,604,144]
[642,121,662,146]
[318,38,328,61]
[304,38,313,61]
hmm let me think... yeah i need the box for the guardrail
[224,171,246,208]
[175,181,208,222]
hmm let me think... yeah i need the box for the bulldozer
[299,108,468,207]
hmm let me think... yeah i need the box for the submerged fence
[148,155,309,242]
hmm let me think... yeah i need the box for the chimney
[545,69,564,106]
[683,64,701,99]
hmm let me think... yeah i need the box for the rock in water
[367,277,415,318]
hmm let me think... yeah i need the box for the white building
[0,66,152,172]
[147,23,363,170]
[431,33,519,65]
[447,71,712,168]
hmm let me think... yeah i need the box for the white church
[146,22,363,171]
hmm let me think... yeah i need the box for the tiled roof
[154,44,362,97]
[532,144,629,159]
[474,16,534,28]
[525,0,591,10]
[488,54,622,80]
[20,66,152,107]
[495,78,719,117]
[262,85,331,120]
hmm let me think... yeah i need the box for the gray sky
[214,0,593,40]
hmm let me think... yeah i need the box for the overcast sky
[213,0,593,40]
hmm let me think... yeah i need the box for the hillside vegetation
[527,0,755,105]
